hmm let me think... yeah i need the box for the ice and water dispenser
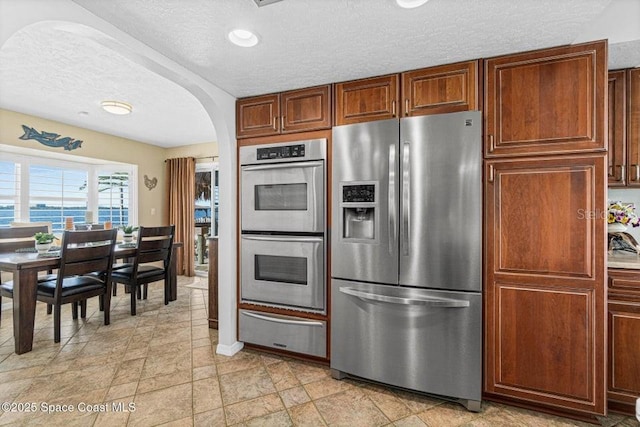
[341,183,377,240]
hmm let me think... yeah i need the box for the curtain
[165,157,195,276]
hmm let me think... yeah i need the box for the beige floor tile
[129,382,193,427]
[137,368,192,394]
[362,385,412,422]
[192,344,216,368]
[279,386,311,408]
[288,402,327,427]
[266,361,301,391]
[194,408,226,427]
[287,360,331,385]
[158,415,194,426]
[193,377,223,414]
[217,351,262,375]
[417,402,482,427]
[193,364,217,381]
[304,376,354,400]
[314,388,390,427]
[393,414,429,427]
[224,393,284,425]
[219,366,277,405]
[105,381,138,401]
[244,409,292,427]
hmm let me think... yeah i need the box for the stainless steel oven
[240,139,325,233]
[241,234,324,311]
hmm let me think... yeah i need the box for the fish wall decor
[19,125,83,151]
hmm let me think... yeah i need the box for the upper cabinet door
[334,74,399,126]
[236,94,280,139]
[281,85,331,134]
[608,70,627,186]
[401,60,479,117]
[485,40,607,157]
[627,68,640,186]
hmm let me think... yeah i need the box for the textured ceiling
[1,0,638,147]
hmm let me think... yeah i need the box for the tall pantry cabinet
[483,40,608,417]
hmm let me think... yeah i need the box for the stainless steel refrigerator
[330,111,482,411]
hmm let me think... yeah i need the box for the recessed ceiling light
[396,0,429,8]
[228,29,259,47]
[101,101,132,115]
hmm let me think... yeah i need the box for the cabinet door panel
[402,60,479,116]
[608,301,640,404]
[236,94,280,139]
[334,74,399,125]
[485,154,606,415]
[485,41,606,157]
[628,69,640,186]
[281,85,331,133]
[608,70,626,186]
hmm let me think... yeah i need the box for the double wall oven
[239,139,327,358]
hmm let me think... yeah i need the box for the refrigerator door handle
[339,287,469,307]
[388,144,397,255]
[402,142,410,256]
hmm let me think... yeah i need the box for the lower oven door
[241,234,324,311]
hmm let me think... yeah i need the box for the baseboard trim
[216,341,243,356]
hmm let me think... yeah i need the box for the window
[0,161,18,226]
[0,152,137,231]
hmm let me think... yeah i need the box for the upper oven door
[241,160,324,233]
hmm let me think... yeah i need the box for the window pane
[0,161,18,226]
[29,165,88,231]
[97,172,130,227]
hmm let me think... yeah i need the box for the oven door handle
[242,235,324,243]
[339,287,469,307]
[241,311,325,327]
[242,160,324,171]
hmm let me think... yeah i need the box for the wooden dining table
[0,242,182,354]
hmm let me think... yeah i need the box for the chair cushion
[0,274,62,296]
[111,265,165,281]
[37,276,105,298]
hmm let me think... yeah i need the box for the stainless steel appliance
[330,112,482,411]
[239,139,327,357]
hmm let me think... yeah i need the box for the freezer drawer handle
[242,160,324,171]
[339,287,469,307]
[242,311,325,326]
[242,235,323,243]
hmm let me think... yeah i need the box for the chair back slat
[0,225,49,253]
[54,229,117,301]
[129,225,175,277]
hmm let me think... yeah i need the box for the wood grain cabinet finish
[280,85,331,134]
[608,70,627,186]
[607,269,640,414]
[626,68,640,186]
[236,94,280,139]
[334,74,399,125]
[237,86,332,139]
[485,40,607,157]
[484,154,606,415]
[401,60,479,117]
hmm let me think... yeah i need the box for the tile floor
[0,276,638,426]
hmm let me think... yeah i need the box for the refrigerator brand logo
[465,119,473,126]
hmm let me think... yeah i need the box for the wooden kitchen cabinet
[236,94,280,138]
[401,60,480,117]
[608,70,627,186]
[484,40,607,157]
[236,85,331,139]
[484,154,607,416]
[334,74,399,125]
[626,68,640,186]
[607,268,640,415]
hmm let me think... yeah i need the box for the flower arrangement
[34,232,56,244]
[608,201,640,227]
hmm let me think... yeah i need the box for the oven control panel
[257,144,306,160]
[343,184,375,203]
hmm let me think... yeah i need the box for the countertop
[608,250,640,270]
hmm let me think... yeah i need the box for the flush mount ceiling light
[228,29,259,47]
[396,0,429,8]
[101,100,132,115]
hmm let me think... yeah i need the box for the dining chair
[0,225,53,326]
[35,229,117,343]
[110,225,175,315]
[74,224,105,231]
